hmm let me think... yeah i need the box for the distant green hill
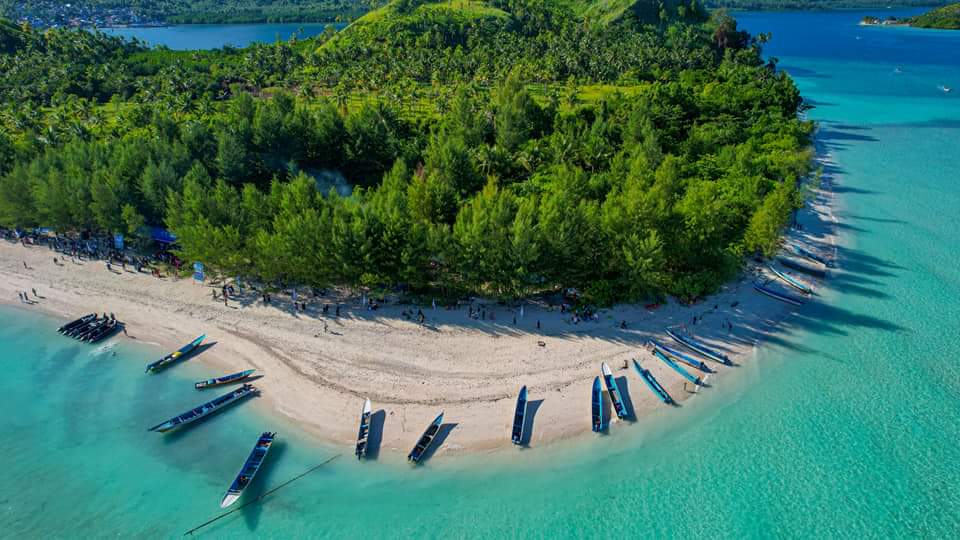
[911,2,960,28]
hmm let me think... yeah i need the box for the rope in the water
[184,454,341,536]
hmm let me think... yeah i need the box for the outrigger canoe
[146,335,206,373]
[632,359,673,404]
[355,398,372,459]
[601,363,627,419]
[768,265,814,295]
[652,348,701,386]
[220,432,276,508]
[511,386,528,445]
[195,369,256,390]
[753,282,805,307]
[666,328,731,366]
[591,377,607,433]
[407,412,444,464]
[148,384,257,433]
[649,340,710,372]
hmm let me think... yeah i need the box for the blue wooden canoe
[753,282,805,307]
[632,359,673,405]
[649,340,710,372]
[512,386,528,445]
[408,412,444,464]
[666,328,731,366]
[601,363,627,419]
[146,334,206,373]
[793,245,833,267]
[591,377,607,433]
[768,265,813,295]
[652,348,701,386]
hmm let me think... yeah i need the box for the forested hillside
[0,1,813,304]
[910,2,960,28]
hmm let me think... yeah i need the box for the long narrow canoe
[146,335,206,373]
[753,283,805,307]
[407,412,444,464]
[69,318,104,339]
[652,348,701,386]
[511,386,528,445]
[85,320,120,343]
[778,256,828,278]
[591,377,607,433]
[58,314,95,334]
[768,265,814,295]
[632,359,673,404]
[649,340,710,372]
[793,245,833,267]
[148,384,257,433]
[195,369,256,390]
[76,319,110,342]
[601,363,627,419]
[666,328,731,366]
[355,398,372,459]
[220,432,276,508]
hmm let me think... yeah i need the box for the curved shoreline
[0,151,838,459]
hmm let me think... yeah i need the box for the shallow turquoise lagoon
[3,9,959,538]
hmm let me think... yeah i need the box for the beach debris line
[220,432,276,508]
[511,386,528,445]
[147,384,257,433]
[408,412,444,464]
[184,454,341,536]
[195,369,256,390]
[600,363,628,420]
[591,377,607,433]
[355,398,372,459]
[146,334,206,373]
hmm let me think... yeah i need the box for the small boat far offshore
[220,432,276,508]
[146,334,206,373]
[768,265,814,295]
[591,377,607,433]
[600,363,627,419]
[148,384,257,433]
[753,282,805,307]
[408,412,444,464]
[632,359,673,405]
[195,369,256,390]
[355,398,372,459]
[511,386,528,445]
[666,328,731,366]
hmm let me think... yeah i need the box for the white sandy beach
[0,155,838,459]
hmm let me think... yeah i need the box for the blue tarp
[149,227,177,244]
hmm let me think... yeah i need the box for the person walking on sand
[323,321,328,333]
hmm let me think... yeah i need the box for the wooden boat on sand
[511,386,528,445]
[407,412,444,464]
[146,335,206,373]
[753,282,805,307]
[220,432,276,508]
[355,398,372,459]
[632,359,673,404]
[194,369,256,390]
[601,363,627,419]
[591,377,607,433]
[666,328,731,366]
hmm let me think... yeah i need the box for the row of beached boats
[56,313,122,343]
[753,244,833,306]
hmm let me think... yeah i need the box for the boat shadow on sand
[364,409,387,460]
[614,376,639,421]
[417,423,458,464]
[518,399,544,447]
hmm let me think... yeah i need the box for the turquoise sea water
[4,10,960,537]
[100,23,346,50]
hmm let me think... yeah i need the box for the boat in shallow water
[407,412,443,464]
[649,340,710,372]
[652,348,701,386]
[591,377,607,433]
[148,384,257,433]
[666,328,731,365]
[83,319,120,343]
[58,314,95,334]
[146,335,206,373]
[753,282,805,307]
[355,398,372,459]
[768,265,814,295]
[194,369,256,390]
[511,386,528,445]
[601,363,627,419]
[632,359,673,404]
[220,432,276,508]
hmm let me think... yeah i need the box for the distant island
[861,3,960,29]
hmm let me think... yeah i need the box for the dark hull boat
[792,245,833,268]
[632,359,673,405]
[146,334,206,373]
[355,398,372,459]
[84,319,120,343]
[601,363,627,419]
[511,386,528,445]
[58,314,95,334]
[591,376,607,433]
[220,432,276,508]
[753,282,805,307]
[65,317,104,339]
[195,369,255,390]
[148,384,256,433]
[407,412,443,464]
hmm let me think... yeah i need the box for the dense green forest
[0,1,813,304]
[910,2,960,28]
